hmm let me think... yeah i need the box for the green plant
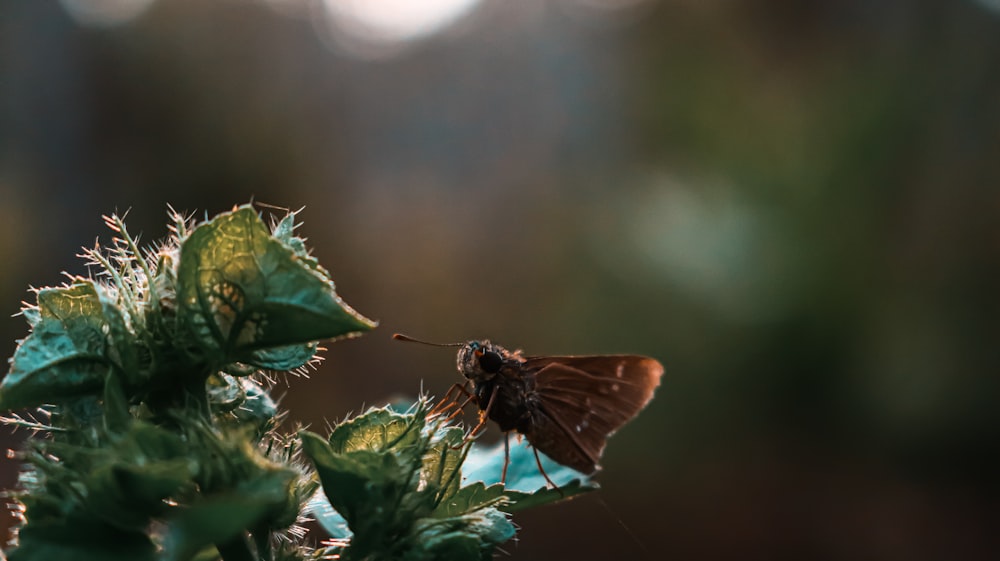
[0,205,594,561]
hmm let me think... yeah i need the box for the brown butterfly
[394,334,664,486]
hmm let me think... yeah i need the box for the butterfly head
[457,340,511,382]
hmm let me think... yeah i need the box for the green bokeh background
[2,1,998,559]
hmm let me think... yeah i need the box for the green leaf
[207,374,278,430]
[432,481,506,518]
[306,489,353,540]
[462,438,598,513]
[304,405,527,560]
[306,423,472,542]
[205,372,247,413]
[102,370,131,433]
[98,293,142,387]
[175,205,375,368]
[0,281,118,410]
[326,407,424,454]
[464,508,515,546]
[500,479,596,513]
[300,430,414,528]
[411,508,516,561]
[84,459,193,531]
[2,206,394,560]
[76,422,193,530]
[247,342,319,371]
[9,511,156,561]
[162,496,267,561]
[162,470,294,561]
[126,421,190,459]
[420,426,467,507]
[301,406,446,557]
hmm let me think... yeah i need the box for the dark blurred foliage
[2,0,1000,559]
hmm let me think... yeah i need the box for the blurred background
[2,0,1000,559]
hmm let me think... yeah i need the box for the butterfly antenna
[392,333,464,347]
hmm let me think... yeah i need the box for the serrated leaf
[462,437,598,513]
[420,426,467,506]
[0,282,118,410]
[500,479,596,513]
[300,430,413,526]
[432,481,506,518]
[304,405,526,560]
[271,212,330,279]
[247,341,319,370]
[175,205,375,368]
[302,406,462,559]
[97,294,142,387]
[326,407,423,454]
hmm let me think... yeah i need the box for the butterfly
[394,334,664,486]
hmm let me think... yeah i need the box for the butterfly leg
[443,394,477,424]
[532,447,562,495]
[500,432,511,484]
[429,381,468,415]
[467,387,499,439]
[429,381,473,420]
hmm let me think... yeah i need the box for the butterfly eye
[478,351,503,373]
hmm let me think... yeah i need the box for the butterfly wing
[522,355,663,474]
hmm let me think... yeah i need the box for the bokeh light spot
[320,0,483,57]
[59,0,157,28]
